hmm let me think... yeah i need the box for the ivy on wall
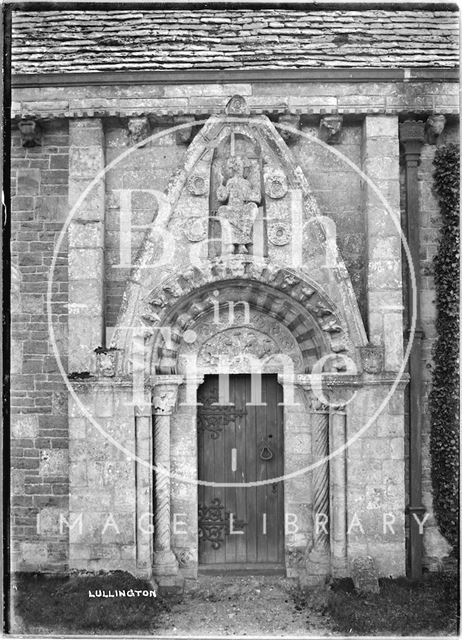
[429,143,460,552]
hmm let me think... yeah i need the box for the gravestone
[351,556,380,594]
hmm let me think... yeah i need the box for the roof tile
[12,8,459,73]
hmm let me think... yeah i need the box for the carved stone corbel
[18,120,41,147]
[174,115,195,145]
[425,114,446,145]
[278,113,300,144]
[319,115,343,144]
[359,344,384,374]
[94,347,121,377]
[127,116,150,146]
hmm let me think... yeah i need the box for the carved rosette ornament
[127,116,150,146]
[183,216,208,242]
[268,220,292,246]
[319,115,343,144]
[265,172,288,199]
[187,173,208,196]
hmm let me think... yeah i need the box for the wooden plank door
[198,374,284,569]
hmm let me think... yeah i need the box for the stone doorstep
[155,573,185,594]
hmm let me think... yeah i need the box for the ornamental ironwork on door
[197,407,247,439]
[197,379,247,439]
[198,497,246,550]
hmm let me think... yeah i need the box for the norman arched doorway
[78,96,406,588]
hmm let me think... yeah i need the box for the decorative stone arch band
[112,259,363,378]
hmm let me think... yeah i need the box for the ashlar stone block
[11,414,39,438]
[39,449,68,476]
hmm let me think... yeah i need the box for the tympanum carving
[198,328,278,368]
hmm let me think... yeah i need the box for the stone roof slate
[12,8,459,73]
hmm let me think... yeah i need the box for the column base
[152,549,179,576]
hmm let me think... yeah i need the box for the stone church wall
[10,120,70,570]
[9,79,459,573]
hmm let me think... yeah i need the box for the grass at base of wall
[322,572,458,636]
[9,571,177,633]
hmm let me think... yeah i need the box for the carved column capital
[152,375,183,415]
[309,396,330,413]
[399,120,425,164]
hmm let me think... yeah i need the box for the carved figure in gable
[216,154,261,254]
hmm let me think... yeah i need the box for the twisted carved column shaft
[311,407,330,552]
[153,414,172,553]
[151,376,182,575]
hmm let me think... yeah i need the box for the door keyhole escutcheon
[259,439,273,461]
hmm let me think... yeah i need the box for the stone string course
[11,81,460,121]
[12,9,459,73]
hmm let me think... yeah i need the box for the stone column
[171,374,204,578]
[310,398,330,554]
[68,118,105,373]
[152,375,182,579]
[329,404,348,575]
[362,115,403,371]
[279,374,313,580]
[135,405,153,576]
